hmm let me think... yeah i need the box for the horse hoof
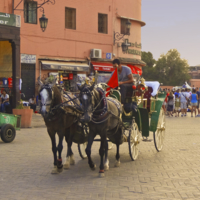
[114,160,120,167]
[91,164,96,171]
[51,166,59,174]
[57,167,63,173]
[99,172,105,178]
[63,162,70,169]
[70,159,75,165]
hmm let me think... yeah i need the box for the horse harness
[91,88,122,127]
[39,85,82,121]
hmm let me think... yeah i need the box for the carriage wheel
[153,108,166,152]
[128,122,141,161]
[78,142,88,159]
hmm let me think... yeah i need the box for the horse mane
[93,87,105,112]
[52,85,62,107]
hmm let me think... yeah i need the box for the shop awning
[126,64,142,76]
[92,62,142,75]
[41,61,89,72]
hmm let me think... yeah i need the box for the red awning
[126,64,142,76]
[92,62,142,75]
[92,62,114,72]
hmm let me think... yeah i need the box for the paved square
[0,114,200,200]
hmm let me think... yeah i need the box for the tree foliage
[141,49,191,86]
[141,51,156,81]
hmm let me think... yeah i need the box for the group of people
[162,87,200,117]
[0,90,36,113]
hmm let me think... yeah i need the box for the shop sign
[21,54,36,64]
[106,53,112,59]
[0,12,21,27]
[123,39,142,56]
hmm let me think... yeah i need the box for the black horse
[78,83,124,177]
[38,78,81,174]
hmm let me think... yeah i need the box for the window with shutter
[65,7,76,30]
[98,13,108,34]
[24,1,37,24]
[121,19,127,34]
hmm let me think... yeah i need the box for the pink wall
[0,0,13,14]
[1,0,144,80]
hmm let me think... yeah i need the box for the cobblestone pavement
[0,113,200,200]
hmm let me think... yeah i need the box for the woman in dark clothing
[167,91,174,117]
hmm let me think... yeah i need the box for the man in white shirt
[0,90,10,112]
[180,88,190,117]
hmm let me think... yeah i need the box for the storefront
[0,12,21,108]
[39,59,89,91]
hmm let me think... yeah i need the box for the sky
[141,0,200,66]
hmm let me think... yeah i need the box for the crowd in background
[162,87,200,117]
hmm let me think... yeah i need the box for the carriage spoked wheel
[128,122,142,161]
[153,108,166,152]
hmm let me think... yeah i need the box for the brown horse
[38,78,81,174]
[78,84,124,177]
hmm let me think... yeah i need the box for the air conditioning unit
[91,49,102,58]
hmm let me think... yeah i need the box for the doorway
[21,64,35,100]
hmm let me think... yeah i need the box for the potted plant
[12,100,33,128]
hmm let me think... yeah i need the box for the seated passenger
[0,90,10,113]
[29,96,36,112]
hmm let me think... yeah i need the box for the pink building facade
[0,0,145,101]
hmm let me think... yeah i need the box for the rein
[40,85,83,121]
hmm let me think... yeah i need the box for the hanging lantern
[39,13,48,32]
[121,43,128,53]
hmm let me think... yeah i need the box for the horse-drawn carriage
[77,77,166,162]
[38,75,166,176]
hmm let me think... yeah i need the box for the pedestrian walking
[167,91,174,117]
[190,88,198,117]
[196,87,200,116]
[162,89,167,113]
[180,88,189,117]
[186,88,192,108]
[173,90,175,113]
[175,93,181,117]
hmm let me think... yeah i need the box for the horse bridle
[80,86,107,117]
[80,87,94,112]
[39,85,54,108]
